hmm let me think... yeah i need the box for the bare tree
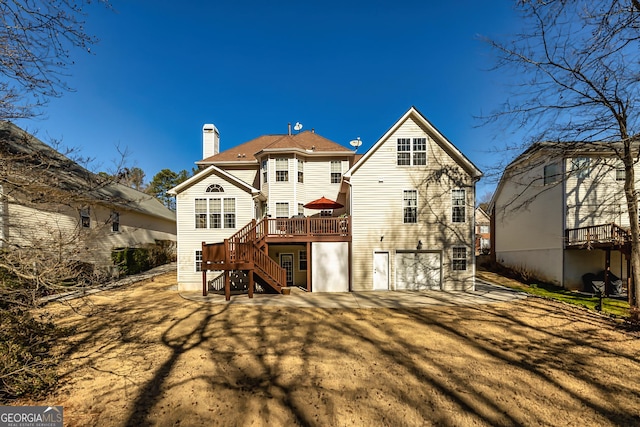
[484,0,640,316]
[0,0,108,120]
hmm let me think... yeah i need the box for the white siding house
[492,142,636,290]
[171,108,482,294]
[0,121,176,276]
[344,107,482,291]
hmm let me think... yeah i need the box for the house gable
[346,107,480,292]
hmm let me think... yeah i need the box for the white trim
[168,165,261,196]
[344,106,482,180]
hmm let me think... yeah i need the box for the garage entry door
[395,251,441,290]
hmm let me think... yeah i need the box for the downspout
[562,155,567,289]
[345,177,353,292]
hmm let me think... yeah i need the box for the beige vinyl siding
[5,198,175,271]
[350,117,475,291]
[221,165,259,189]
[175,171,256,288]
[262,155,346,217]
[298,156,347,216]
[564,156,637,229]
[495,155,565,254]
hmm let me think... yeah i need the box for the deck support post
[224,270,231,301]
[307,241,312,292]
[604,249,611,296]
[248,270,254,299]
[202,269,208,297]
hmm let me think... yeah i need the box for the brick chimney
[202,124,219,159]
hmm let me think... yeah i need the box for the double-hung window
[331,160,342,183]
[452,189,466,223]
[195,250,203,272]
[572,157,591,178]
[452,247,467,271]
[403,190,417,223]
[298,159,304,183]
[80,207,90,228]
[110,211,120,232]
[397,137,427,166]
[616,162,626,181]
[276,158,289,182]
[276,202,289,218]
[397,138,411,165]
[262,160,268,184]
[412,138,427,165]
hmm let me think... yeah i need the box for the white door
[373,251,389,290]
[396,251,441,290]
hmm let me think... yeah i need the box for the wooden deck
[261,216,351,243]
[200,216,351,299]
[565,222,631,251]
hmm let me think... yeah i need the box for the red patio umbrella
[303,196,343,210]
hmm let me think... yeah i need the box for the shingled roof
[197,130,354,164]
[0,121,175,222]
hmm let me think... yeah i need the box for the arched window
[206,184,224,193]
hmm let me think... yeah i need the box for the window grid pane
[403,190,417,223]
[298,159,304,183]
[276,158,288,182]
[397,138,411,165]
[195,250,202,272]
[276,202,289,218]
[223,198,235,228]
[210,198,221,229]
[195,199,207,228]
[452,247,467,271]
[452,190,466,223]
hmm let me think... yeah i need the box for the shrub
[112,240,175,276]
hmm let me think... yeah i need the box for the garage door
[395,251,441,290]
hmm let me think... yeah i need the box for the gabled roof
[0,121,175,222]
[343,106,482,179]
[168,164,262,197]
[197,130,354,165]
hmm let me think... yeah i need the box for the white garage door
[395,251,441,290]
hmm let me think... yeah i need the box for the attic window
[397,137,427,166]
[206,184,224,193]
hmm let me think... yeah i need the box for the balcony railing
[263,216,351,238]
[565,222,631,248]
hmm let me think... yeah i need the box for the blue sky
[15,1,521,200]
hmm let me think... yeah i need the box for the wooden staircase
[201,218,286,299]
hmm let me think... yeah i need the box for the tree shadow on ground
[50,273,640,426]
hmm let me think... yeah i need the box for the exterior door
[373,251,389,290]
[280,254,294,287]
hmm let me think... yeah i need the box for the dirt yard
[21,272,640,426]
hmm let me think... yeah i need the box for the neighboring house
[490,141,633,290]
[170,107,482,294]
[475,207,491,255]
[0,121,177,276]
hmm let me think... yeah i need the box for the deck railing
[565,222,631,247]
[264,216,351,237]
